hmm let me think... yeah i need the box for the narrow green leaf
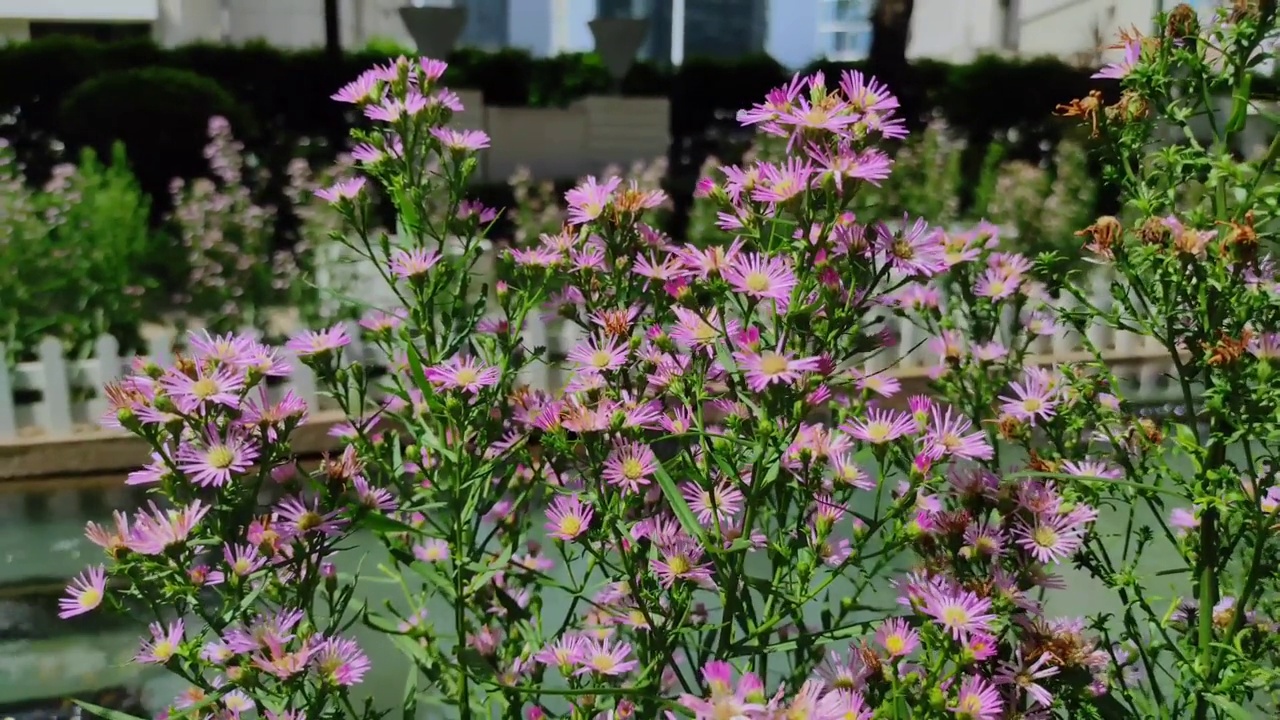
[74,701,149,720]
[363,512,425,536]
[653,460,705,543]
[1205,694,1253,720]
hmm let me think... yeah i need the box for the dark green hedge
[0,36,1141,230]
[0,36,1121,152]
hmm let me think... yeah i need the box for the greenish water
[0,441,1212,718]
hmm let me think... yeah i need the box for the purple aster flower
[733,347,822,393]
[1093,36,1143,79]
[425,355,500,394]
[950,674,1003,719]
[312,636,370,686]
[564,175,620,225]
[59,565,107,619]
[430,127,490,152]
[999,374,1058,425]
[573,638,638,676]
[286,325,351,358]
[921,588,997,640]
[722,252,798,308]
[995,650,1059,709]
[922,406,995,462]
[876,216,947,277]
[544,494,593,541]
[135,619,184,664]
[177,427,260,488]
[1014,513,1085,563]
[314,176,367,203]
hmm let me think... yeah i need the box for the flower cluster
[70,329,380,720]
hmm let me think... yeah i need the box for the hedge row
[0,36,1130,148]
[0,36,1136,229]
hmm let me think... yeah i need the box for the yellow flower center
[884,634,907,655]
[454,367,479,385]
[590,350,614,369]
[79,587,102,609]
[759,353,790,376]
[865,423,890,443]
[744,272,772,293]
[207,446,236,469]
[693,322,718,343]
[296,511,323,532]
[941,607,970,628]
[666,554,691,575]
[152,640,175,662]
[1032,525,1059,549]
[621,458,645,480]
[558,516,582,537]
[590,655,617,673]
[891,239,915,260]
[190,378,219,399]
[1021,397,1043,412]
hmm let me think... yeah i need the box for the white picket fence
[0,267,1186,442]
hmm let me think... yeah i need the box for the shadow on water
[0,437,1216,719]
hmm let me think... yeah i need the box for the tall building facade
[597,0,769,63]
[816,0,872,61]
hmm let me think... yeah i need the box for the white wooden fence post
[89,334,122,424]
[288,351,319,410]
[36,336,73,435]
[0,343,16,439]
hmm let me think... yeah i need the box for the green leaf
[402,661,419,720]
[1205,694,1253,720]
[74,701,149,720]
[653,460,705,544]
[363,512,424,536]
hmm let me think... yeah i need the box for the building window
[818,0,871,61]
[28,22,151,42]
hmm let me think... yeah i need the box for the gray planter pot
[398,6,468,58]
[588,17,649,82]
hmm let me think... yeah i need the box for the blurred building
[597,0,769,62]
[0,0,1228,68]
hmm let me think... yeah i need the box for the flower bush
[0,140,155,364]
[68,5,1280,720]
[169,118,360,336]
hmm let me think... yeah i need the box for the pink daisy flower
[749,157,815,204]
[136,619,184,664]
[177,427,260,488]
[534,634,586,670]
[389,247,443,280]
[922,406,994,462]
[1093,36,1142,79]
[430,127,491,152]
[733,348,822,393]
[999,375,1058,425]
[950,674,1003,719]
[876,216,947,277]
[126,501,209,555]
[544,494,593,541]
[312,636,371,686]
[875,617,920,657]
[275,495,347,538]
[921,588,998,641]
[722,252,798,308]
[425,356,500,394]
[574,638,638,676]
[564,175,620,225]
[680,481,745,527]
[59,565,107,618]
[601,441,658,493]
[842,408,914,444]
[1013,513,1085,564]
[995,650,1059,708]
[315,176,367,203]
[566,336,629,374]
[161,364,245,414]
[651,535,713,588]
[286,325,351,358]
